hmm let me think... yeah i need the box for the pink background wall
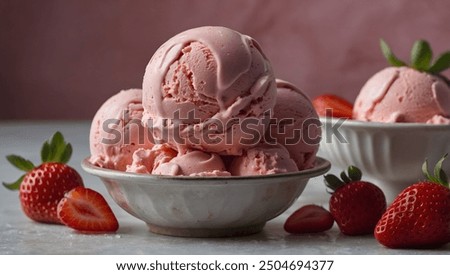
[1,0,449,120]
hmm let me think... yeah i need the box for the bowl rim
[81,157,331,183]
[319,117,450,129]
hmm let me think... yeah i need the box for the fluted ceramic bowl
[318,117,450,201]
[81,157,330,237]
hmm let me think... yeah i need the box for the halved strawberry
[284,204,334,234]
[57,187,119,233]
[312,94,353,119]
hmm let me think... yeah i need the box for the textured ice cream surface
[269,79,321,170]
[229,143,298,176]
[89,89,153,171]
[353,67,450,124]
[152,150,231,176]
[126,144,177,174]
[142,26,277,155]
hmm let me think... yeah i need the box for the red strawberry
[312,94,353,119]
[375,155,450,248]
[3,132,84,224]
[284,204,334,234]
[57,187,119,232]
[325,166,386,235]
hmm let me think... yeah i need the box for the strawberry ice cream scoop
[89,89,153,171]
[152,150,231,176]
[229,143,298,176]
[142,26,277,155]
[126,144,177,174]
[353,67,450,123]
[269,79,321,170]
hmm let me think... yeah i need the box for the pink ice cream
[126,144,177,174]
[229,143,298,176]
[269,79,321,170]
[152,150,231,176]
[353,67,450,123]
[142,26,277,155]
[89,89,153,170]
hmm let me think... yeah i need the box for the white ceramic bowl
[319,117,450,201]
[81,157,330,237]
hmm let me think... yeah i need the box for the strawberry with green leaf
[3,132,84,224]
[374,155,450,249]
[325,166,386,235]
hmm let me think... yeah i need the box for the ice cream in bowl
[82,26,330,237]
[317,39,450,201]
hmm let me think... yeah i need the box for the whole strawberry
[375,155,450,249]
[325,166,386,235]
[3,132,84,224]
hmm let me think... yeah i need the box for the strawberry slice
[284,204,334,234]
[57,187,119,233]
[312,94,353,119]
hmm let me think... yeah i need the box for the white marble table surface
[0,121,448,255]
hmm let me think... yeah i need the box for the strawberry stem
[422,154,449,188]
[347,166,362,182]
[325,165,364,192]
[40,131,73,163]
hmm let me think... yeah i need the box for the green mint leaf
[380,39,407,67]
[429,51,450,74]
[410,40,433,71]
[60,143,73,164]
[3,175,25,190]
[6,155,35,172]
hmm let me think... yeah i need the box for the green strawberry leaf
[429,51,450,74]
[347,166,362,182]
[50,131,64,161]
[324,174,344,192]
[380,39,407,67]
[41,131,72,163]
[433,154,449,187]
[340,171,351,183]
[423,154,449,187]
[2,175,25,190]
[41,141,51,163]
[60,143,73,164]
[410,40,433,71]
[6,155,35,172]
[422,159,436,182]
